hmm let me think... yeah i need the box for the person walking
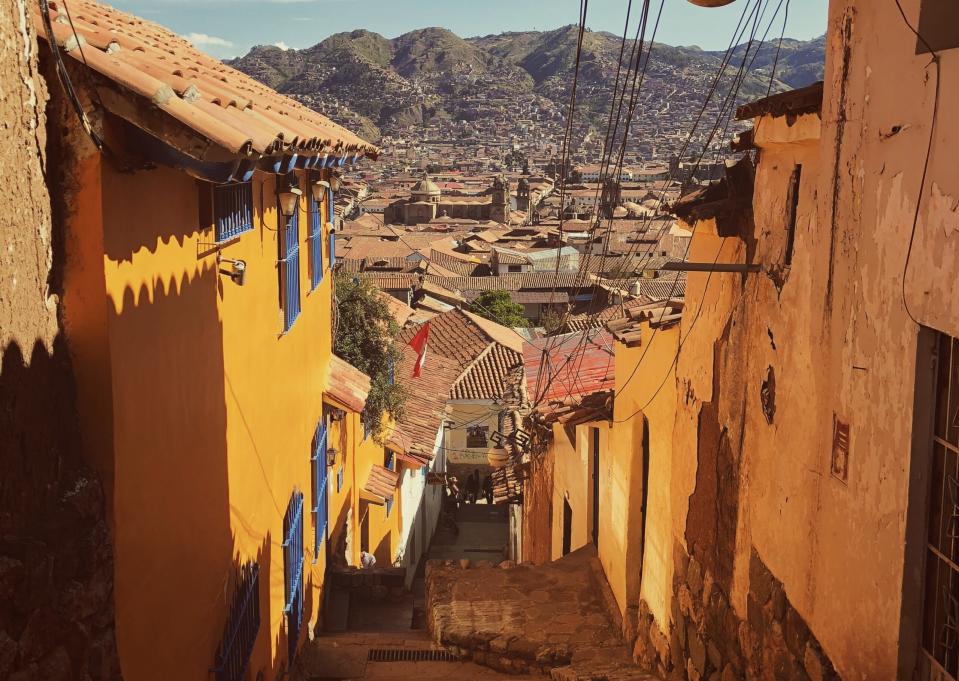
[467,470,479,504]
[483,474,493,505]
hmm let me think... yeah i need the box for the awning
[361,465,398,505]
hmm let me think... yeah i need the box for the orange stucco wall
[64,153,339,680]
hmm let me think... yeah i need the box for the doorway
[591,427,600,548]
[562,497,572,556]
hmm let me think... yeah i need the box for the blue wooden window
[308,189,324,290]
[279,186,301,332]
[336,465,344,493]
[214,182,254,242]
[385,451,395,517]
[211,562,260,681]
[282,491,304,663]
[327,187,336,270]
[312,421,329,559]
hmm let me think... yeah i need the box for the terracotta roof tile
[37,0,377,161]
[387,346,460,458]
[451,343,524,401]
[324,355,371,413]
[363,464,398,501]
[397,309,494,368]
[524,330,615,405]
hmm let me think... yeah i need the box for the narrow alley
[293,500,656,680]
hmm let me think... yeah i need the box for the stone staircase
[425,546,661,680]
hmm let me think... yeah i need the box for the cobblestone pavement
[293,631,540,680]
[426,546,661,680]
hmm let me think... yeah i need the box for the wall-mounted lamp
[218,256,247,286]
[312,179,330,203]
[326,447,338,467]
[329,174,343,193]
[278,186,302,219]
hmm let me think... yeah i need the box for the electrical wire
[894,0,942,326]
[39,0,104,150]
[544,0,773,408]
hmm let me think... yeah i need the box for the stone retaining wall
[632,542,839,681]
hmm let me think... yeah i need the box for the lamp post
[278,186,302,219]
[311,179,330,203]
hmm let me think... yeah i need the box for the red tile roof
[451,343,524,401]
[524,330,615,405]
[36,0,377,161]
[324,355,371,414]
[387,346,461,459]
[363,464,398,502]
[397,309,494,369]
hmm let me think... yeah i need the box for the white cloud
[182,32,234,47]
[274,41,292,50]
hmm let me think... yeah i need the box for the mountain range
[229,26,825,143]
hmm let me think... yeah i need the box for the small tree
[468,290,529,329]
[540,307,565,334]
[334,275,407,440]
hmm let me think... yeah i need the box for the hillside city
[3,1,958,681]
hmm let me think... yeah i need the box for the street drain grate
[367,648,455,663]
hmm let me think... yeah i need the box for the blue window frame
[214,182,254,242]
[311,421,329,560]
[211,562,260,681]
[308,188,324,290]
[327,186,336,270]
[282,491,304,663]
[385,450,395,517]
[279,185,301,332]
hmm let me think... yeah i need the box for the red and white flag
[407,322,430,378]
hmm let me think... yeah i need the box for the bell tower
[490,174,510,224]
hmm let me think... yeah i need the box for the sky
[109,0,829,60]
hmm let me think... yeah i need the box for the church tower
[490,174,510,224]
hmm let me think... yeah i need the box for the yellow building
[36,2,378,679]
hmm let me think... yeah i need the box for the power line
[893,0,941,327]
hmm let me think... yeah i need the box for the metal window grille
[308,190,324,290]
[920,332,959,680]
[279,191,301,332]
[214,182,254,242]
[312,421,329,559]
[385,451,395,517]
[282,491,305,664]
[211,562,261,681]
[327,187,336,270]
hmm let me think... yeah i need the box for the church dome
[411,174,441,198]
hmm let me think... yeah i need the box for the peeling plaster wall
[628,0,959,676]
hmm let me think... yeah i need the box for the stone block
[748,552,773,605]
[707,640,722,671]
[688,557,704,597]
[490,635,513,654]
[784,607,811,659]
[771,583,787,622]
[688,628,706,677]
[803,643,824,681]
